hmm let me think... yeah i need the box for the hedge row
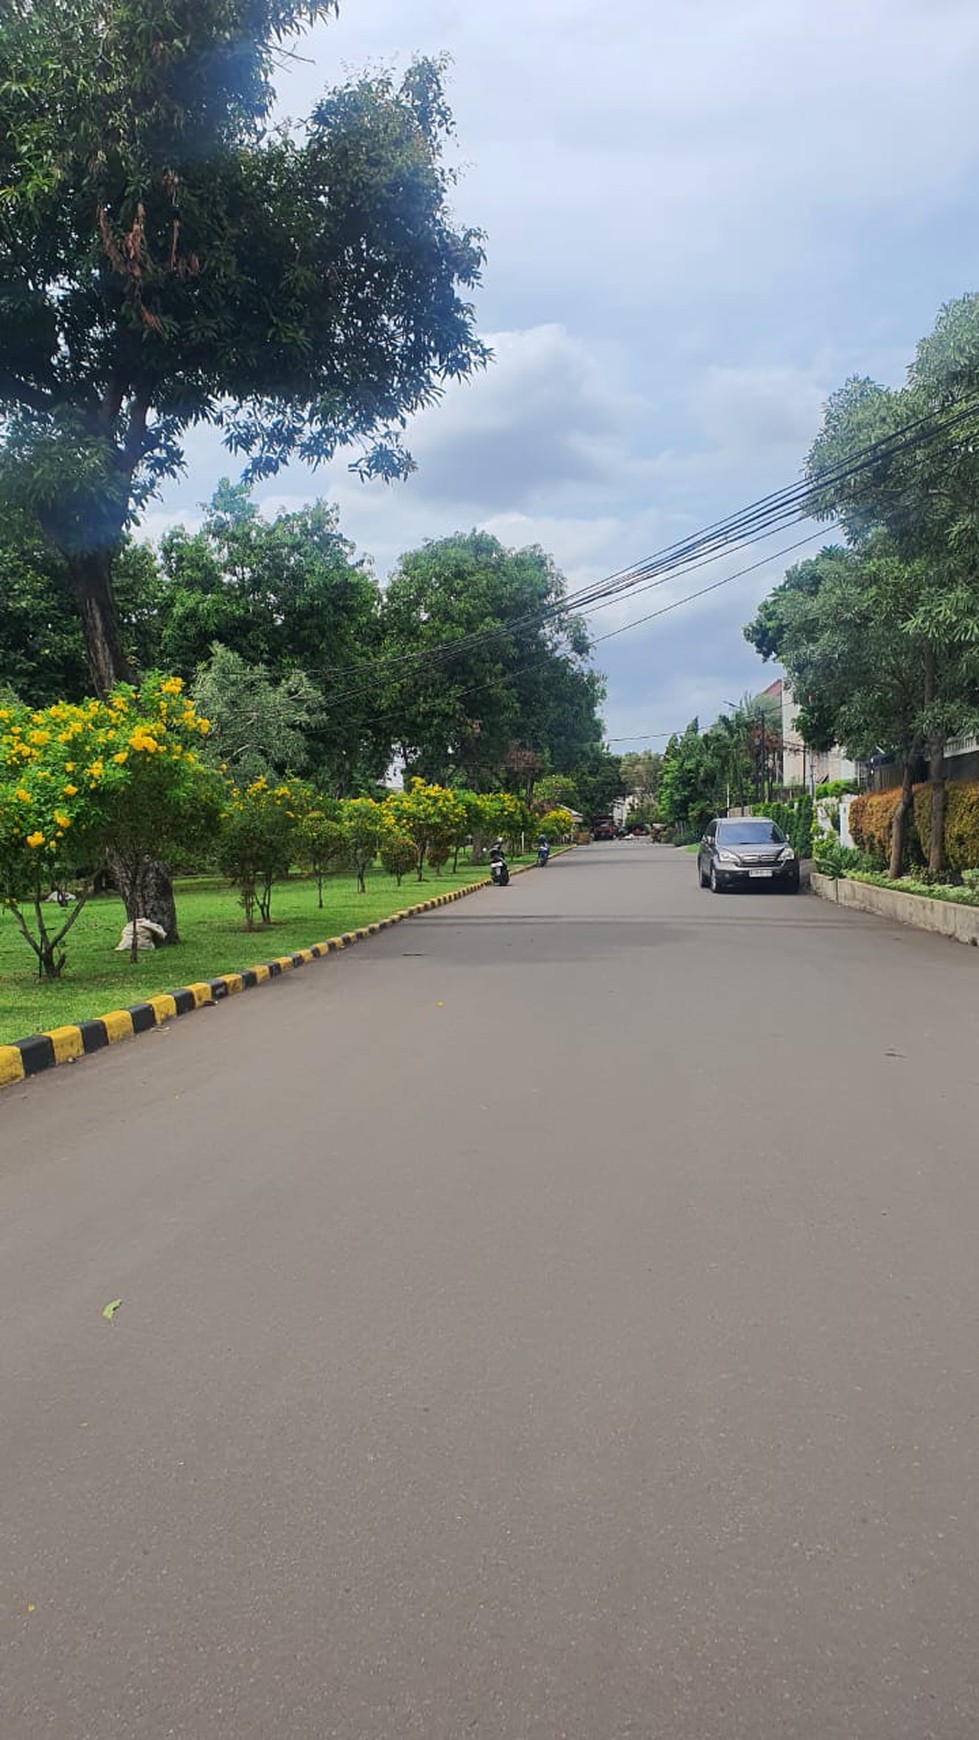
[750,796,814,860]
[849,781,979,871]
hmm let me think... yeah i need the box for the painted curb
[0,877,496,1091]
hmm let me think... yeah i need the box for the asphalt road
[3,842,979,1738]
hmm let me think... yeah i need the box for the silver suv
[698,817,800,893]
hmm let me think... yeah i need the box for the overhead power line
[318,387,979,702]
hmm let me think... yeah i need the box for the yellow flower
[53,809,70,829]
[62,784,78,797]
[26,831,45,849]
[29,729,52,746]
[15,787,31,803]
[161,676,183,696]
[65,762,74,772]
[86,759,104,781]
[113,751,128,765]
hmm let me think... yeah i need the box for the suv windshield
[717,820,786,846]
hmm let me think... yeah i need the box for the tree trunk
[888,759,914,879]
[67,546,183,939]
[928,737,946,876]
[67,548,132,694]
[110,854,180,945]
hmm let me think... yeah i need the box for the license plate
[748,868,774,878]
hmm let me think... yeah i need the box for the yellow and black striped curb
[0,877,500,1091]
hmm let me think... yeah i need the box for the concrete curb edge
[1,875,501,1090]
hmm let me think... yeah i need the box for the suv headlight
[716,850,739,864]
[779,846,796,861]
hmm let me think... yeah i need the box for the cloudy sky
[147,0,979,746]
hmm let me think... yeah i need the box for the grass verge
[0,862,514,1043]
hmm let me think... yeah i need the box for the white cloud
[137,0,979,744]
[690,367,828,458]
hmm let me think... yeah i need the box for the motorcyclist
[489,839,509,885]
[537,834,550,866]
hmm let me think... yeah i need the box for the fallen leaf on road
[102,1299,122,1321]
[436,1000,445,1007]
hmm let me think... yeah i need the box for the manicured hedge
[850,781,979,871]
[750,795,814,859]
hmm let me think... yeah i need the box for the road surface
[3,842,979,1738]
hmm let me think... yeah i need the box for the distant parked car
[697,816,800,893]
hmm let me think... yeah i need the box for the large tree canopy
[746,294,979,874]
[159,481,387,792]
[376,531,606,789]
[0,0,486,690]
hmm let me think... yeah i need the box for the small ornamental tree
[386,778,466,879]
[218,777,301,928]
[295,799,347,908]
[0,677,220,972]
[536,806,576,843]
[91,678,224,957]
[340,797,385,893]
[379,830,418,887]
[480,791,528,854]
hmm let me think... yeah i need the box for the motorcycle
[536,839,550,867]
[489,844,510,887]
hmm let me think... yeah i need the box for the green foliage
[751,795,814,860]
[571,747,625,818]
[536,807,576,843]
[217,777,301,929]
[385,778,466,880]
[379,533,605,789]
[533,772,580,812]
[162,486,386,790]
[0,0,486,690]
[378,832,418,887]
[850,780,979,875]
[191,642,324,785]
[913,782,979,872]
[657,722,715,835]
[848,869,979,906]
[815,779,857,798]
[339,797,385,894]
[812,836,865,879]
[0,676,220,971]
[295,802,346,908]
[619,750,662,806]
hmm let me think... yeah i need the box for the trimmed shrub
[850,781,979,875]
[751,795,813,860]
[849,789,903,867]
[913,781,979,872]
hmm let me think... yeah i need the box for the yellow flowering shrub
[0,677,221,976]
[383,779,467,881]
[217,776,303,928]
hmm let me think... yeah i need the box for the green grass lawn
[0,861,512,1043]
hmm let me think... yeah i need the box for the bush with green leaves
[0,677,220,973]
[536,806,576,843]
[296,801,347,908]
[340,797,385,894]
[812,835,866,879]
[218,777,301,929]
[384,779,466,880]
[379,830,418,887]
[751,795,814,860]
